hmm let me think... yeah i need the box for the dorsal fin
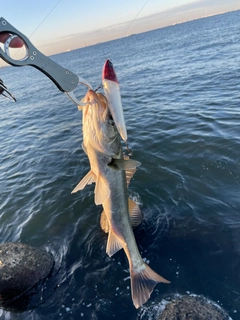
[106,230,125,257]
[125,168,136,187]
[128,199,143,228]
[124,155,137,187]
[94,174,110,205]
[100,200,142,234]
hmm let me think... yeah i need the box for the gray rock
[157,295,230,320]
[138,294,232,320]
[0,242,54,303]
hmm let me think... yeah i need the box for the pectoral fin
[108,159,141,171]
[71,170,96,193]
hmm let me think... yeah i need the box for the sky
[0,0,239,66]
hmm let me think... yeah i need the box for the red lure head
[102,60,119,83]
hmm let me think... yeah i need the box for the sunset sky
[0,0,239,65]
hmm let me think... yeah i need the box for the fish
[102,59,127,142]
[72,90,170,308]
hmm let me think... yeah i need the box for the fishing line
[103,0,150,82]
[107,0,150,59]
[103,1,150,153]
[28,0,63,39]
[119,0,150,41]
[11,0,62,59]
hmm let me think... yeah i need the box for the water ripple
[0,10,240,320]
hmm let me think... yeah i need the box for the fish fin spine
[130,264,170,309]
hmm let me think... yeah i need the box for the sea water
[0,10,240,320]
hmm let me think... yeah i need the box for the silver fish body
[72,90,170,308]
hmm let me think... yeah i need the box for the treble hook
[0,79,16,102]
[94,84,103,92]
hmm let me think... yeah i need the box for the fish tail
[130,264,170,309]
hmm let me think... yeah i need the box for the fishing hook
[0,79,16,102]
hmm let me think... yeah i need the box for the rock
[138,294,231,320]
[0,242,54,305]
[157,295,230,320]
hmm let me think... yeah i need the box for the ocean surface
[0,10,240,320]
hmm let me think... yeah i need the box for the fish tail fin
[130,264,170,309]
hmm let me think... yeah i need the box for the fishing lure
[0,78,16,102]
